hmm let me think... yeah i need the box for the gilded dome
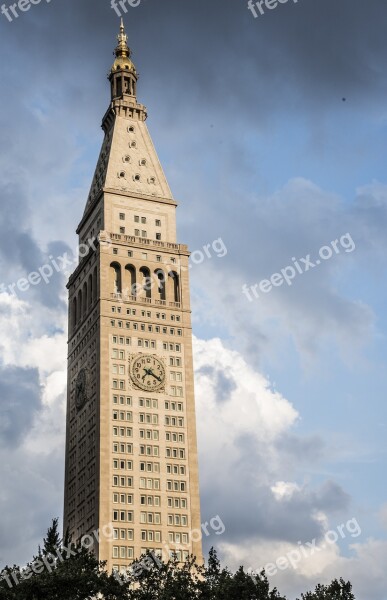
[111,19,137,74]
[111,56,137,74]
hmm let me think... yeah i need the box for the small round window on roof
[128,126,135,133]
[149,177,156,184]
[119,171,126,179]
[134,174,141,182]
[130,141,137,148]
[123,155,131,163]
[140,159,147,166]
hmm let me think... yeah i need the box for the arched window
[155,269,166,301]
[72,297,77,329]
[88,274,93,306]
[168,271,180,303]
[140,266,151,299]
[83,283,88,316]
[110,262,122,294]
[125,264,136,297]
[93,267,98,303]
[77,290,83,323]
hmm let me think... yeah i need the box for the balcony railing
[110,294,180,309]
[106,231,186,253]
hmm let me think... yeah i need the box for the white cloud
[271,481,302,501]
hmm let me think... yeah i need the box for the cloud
[186,177,387,368]
[0,365,41,448]
[194,337,351,552]
[0,294,67,567]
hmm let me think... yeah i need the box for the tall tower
[63,20,202,573]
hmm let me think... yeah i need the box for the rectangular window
[119,213,125,220]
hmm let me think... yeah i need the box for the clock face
[75,368,88,410]
[130,354,166,392]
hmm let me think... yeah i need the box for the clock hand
[147,369,162,383]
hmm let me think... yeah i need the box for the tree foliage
[297,579,355,600]
[0,521,355,600]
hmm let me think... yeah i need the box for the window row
[113,443,133,454]
[113,427,133,437]
[113,460,133,470]
[110,321,182,337]
[110,263,180,304]
[165,402,184,411]
[113,411,133,421]
[139,413,159,425]
[113,395,132,406]
[113,528,134,541]
[140,512,161,524]
[167,480,187,492]
[140,461,160,473]
[113,476,134,487]
[112,477,187,493]
[166,432,185,443]
[168,497,187,509]
[168,514,188,527]
[113,511,134,523]
[165,417,184,427]
[113,493,133,504]
[139,397,159,409]
[140,495,161,506]
[168,550,190,562]
[140,429,159,441]
[141,530,162,543]
[139,445,159,457]
[169,532,189,545]
[112,336,131,344]
[166,448,186,459]
[167,464,186,475]
[111,322,182,338]
[112,546,134,559]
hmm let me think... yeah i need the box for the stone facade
[63,20,203,573]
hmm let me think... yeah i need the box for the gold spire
[111,19,137,74]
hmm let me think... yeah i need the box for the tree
[0,520,126,600]
[0,522,356,600]
[297,578,355,600]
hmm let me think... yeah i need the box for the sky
[0,0,387,598]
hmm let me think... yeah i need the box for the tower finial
[115,18,130,59]
[109,19,139,99]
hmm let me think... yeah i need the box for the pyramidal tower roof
[82,21,174,221]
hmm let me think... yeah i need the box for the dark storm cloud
[0,365,42,447]
[0,183,70,309]
[2,0,387,128]
[0,441,64,569]
[201,459,350,552]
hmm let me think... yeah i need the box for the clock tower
[63,20,203,572]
